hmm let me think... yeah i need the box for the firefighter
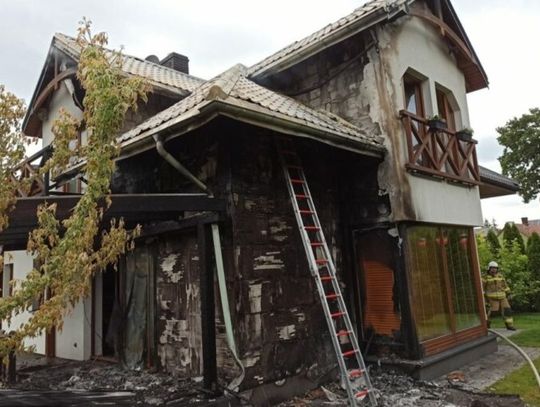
[483,261,516,330]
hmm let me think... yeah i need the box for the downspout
[153,134,210,194]
[153,133,245,391]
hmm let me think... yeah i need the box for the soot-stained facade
[2,0,522,403]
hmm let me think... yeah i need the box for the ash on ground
[279,369,524,407]
[6,354,527,406]
[9,358,211,406]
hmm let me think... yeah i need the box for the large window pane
[406,226,451,341]
[445,228,480,330]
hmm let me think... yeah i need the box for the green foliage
[497,107,540,203]
[502,222,525,254]
[486,229,501,256]
[528,232,540,279]
[498,241,540,311]
[0,20,148,356]
[0,85,33,236]
[476,234,493,272]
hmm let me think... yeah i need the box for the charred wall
[225,125,388,388]
[262,33,378,135]
[110,118,393,386]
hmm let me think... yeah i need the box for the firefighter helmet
[488,261,499,270]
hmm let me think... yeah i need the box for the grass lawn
[490,313,540,348]
[489,313,540,406]
[489,357,540,407]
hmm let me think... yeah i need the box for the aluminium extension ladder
[276,137,377,406]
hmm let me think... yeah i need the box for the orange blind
[362,260,400,335]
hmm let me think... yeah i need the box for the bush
[498,240,540,311]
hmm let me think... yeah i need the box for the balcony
[400,110,480,186]
[11,145,52,197]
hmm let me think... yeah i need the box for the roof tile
[54,33,205,95]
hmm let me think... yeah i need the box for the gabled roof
[248,0,411,78]
[248,0,488,92]
[116,64,384,157]
[23,33,206,137]
[53,33,205,95]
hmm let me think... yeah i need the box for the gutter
[153,133,210,194]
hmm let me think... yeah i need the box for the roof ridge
[205,64,247,101]
[247,0,410,78]
[53,32,206,83]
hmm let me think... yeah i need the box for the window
[404,75,425,117]
[436,88,456,131]
[406,225,481,343]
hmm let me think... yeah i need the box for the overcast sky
[1,0,539,226]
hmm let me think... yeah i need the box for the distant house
[1,0,520,404]
[516,218,540,239]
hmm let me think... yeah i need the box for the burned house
[1,0,521,403]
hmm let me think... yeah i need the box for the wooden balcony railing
[11,145,52,197]
[400,110,480,185]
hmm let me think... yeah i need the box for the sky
[0,0,539,226]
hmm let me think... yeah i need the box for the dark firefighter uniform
[483,265,515,330]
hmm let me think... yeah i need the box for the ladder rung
[290,179,305,184]
[315,259,328,264]
[355,390,369,398]
[295,194,310,199]
[331,311,345,319]
[299,210,315,214]
[342,349,359,357]
[326,293,340,300]
[320,275,334,281]
[337,330,352,337]
[304,226,320,231]
[310,242,324,246]
[350,369,364,378]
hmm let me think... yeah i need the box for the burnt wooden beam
[198,223,218,393]
[0,194,226,249]
[138,213,222,239]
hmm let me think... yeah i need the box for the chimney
[521,217,529,226]
[160,52,189,74]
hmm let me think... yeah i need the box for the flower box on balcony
[427,116,447,131]
[456,128,474,142]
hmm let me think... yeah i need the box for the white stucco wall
[41,81,83,147]
[55,297,92,361]
[2,251,45,354]
[361,11,482,226]
[2,249,93,360]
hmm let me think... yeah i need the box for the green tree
[486,229,501,257]
[527,232,540,280]
[498,240,540,311]
[498,108,540,203]
[476,234,492,273]
[0,85,33,236]
[0,20,148,355]
[502,222,525,254]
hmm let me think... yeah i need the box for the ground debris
[279,369,525,407]
[10,358,210,405]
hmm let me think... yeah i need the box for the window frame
[404,223,487,356]
[403,74,426,118]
